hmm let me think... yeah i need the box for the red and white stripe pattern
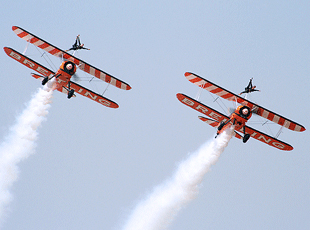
[185,72,239,102]
[12,26,131,90]
[184,72,305,132]
[13,26,64,57]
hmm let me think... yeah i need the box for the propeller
[72,73,80,82]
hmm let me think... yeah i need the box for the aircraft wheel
[218,122,225,131]
[42,77,48,85]
[243,134,250,143]
[68,89,74,99]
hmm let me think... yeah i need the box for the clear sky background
[1,1,309,229]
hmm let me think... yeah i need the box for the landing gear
[243,134,250,143]
[42,77,48,85]
[218,121,225,131]
[68,89,75,99]
[242,125,250,143]
[67,81,75,99]
[41,73,61,85]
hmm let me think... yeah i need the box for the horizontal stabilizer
[198,116,219,127]
[199,116,242,139]
[31,73,44,80]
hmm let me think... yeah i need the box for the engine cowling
[237,105,252,119]
[60,61,76,75]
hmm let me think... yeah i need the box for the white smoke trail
[0,81,55,224]
[122,128,234,230]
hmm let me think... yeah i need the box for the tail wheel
[243,134,250,143]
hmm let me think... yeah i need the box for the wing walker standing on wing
[239,78,260,95]
[66,35,90,52]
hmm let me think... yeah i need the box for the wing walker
[177,72,306,151]
[4,26,131,108]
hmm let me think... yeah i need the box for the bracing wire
[207,91,230,115]
[195,86,203,101]
[34,46,57,71]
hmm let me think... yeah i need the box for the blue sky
[1,1,309,229]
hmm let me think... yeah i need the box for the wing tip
[176,93,184,101]
[3,47,9,53]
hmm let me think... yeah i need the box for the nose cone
[242,108,249,115]
[67,63,73,70]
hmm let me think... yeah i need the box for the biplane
[4,26,131,108]
[177,72,306,151]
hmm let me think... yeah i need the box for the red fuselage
[54,61,77,89]
[217,105,252,135]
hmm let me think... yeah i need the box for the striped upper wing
[12,26,131,90]
[185,72,306,132]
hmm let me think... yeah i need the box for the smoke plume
[122,128,234,230]
[0,81,54,224]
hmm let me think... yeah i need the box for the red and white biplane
[4,26,132,108]
[177,72,306,151]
